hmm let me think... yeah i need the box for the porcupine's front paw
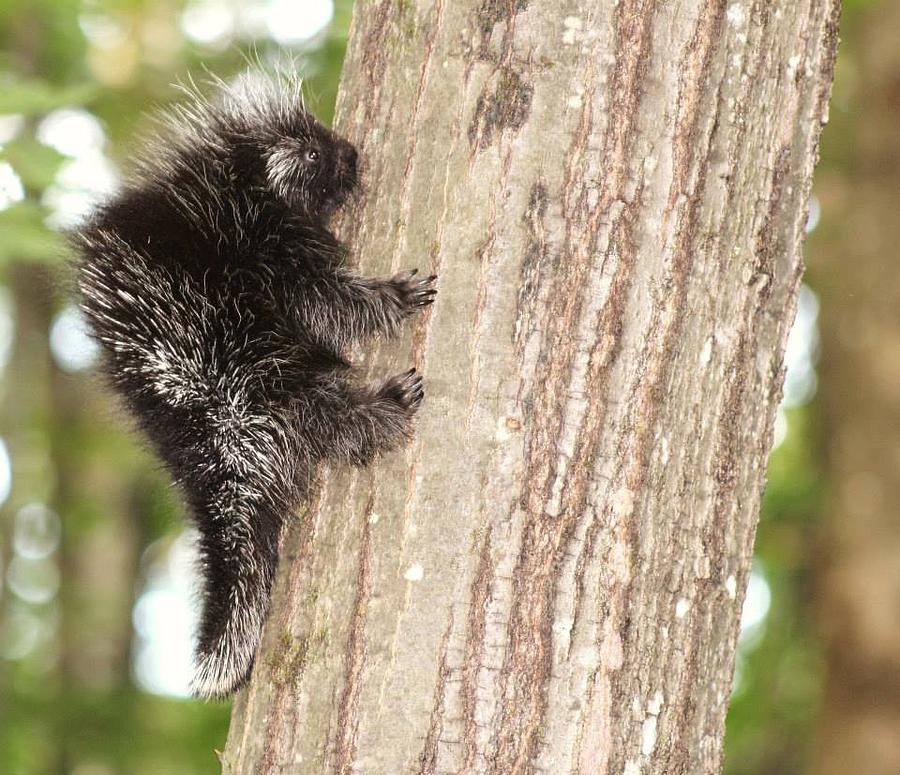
[379,368,425,413]
[387,269,438,318]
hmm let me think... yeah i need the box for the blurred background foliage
[0,1,895,773]
[0,1,351,772]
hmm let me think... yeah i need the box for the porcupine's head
[154,69,359,222]
[220,70,359,219]
[260,110,358,219]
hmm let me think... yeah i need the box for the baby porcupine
[71,71,437,700]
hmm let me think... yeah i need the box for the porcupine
[71,71,437,699]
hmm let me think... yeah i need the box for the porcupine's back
[72,65,350,495]
[74,218,313,699]
[72,160,293,701]
[72,84,319,412]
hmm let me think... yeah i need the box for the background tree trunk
[223,1,839,772]
[809,2,900,773]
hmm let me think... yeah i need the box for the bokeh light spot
[0,610,42,660]
[0,438,11,509]
[0,113,24,145]
[181,0,236,46]
[264,0,334,43]
[50,305,100,372]
[782,284,820,408]
[6,556,61,605]
[806,195,821,233]
[37,108,106,158]
[0,161,25,211]
[14,503,62,560]
[740,569,772,633]
[132,531,200,697]
[43,152,119,229]
[0,288,13,371]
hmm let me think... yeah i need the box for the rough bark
[223,1,839,773]
[809,3,900,773]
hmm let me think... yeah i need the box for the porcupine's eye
[304,149,320,164]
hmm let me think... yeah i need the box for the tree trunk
[809,2,900,773]
[223,1,839,772]
[0,266,57,767]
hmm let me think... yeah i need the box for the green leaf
[0,76,98,115]
[0,136,67,191]
[0,201,66,264]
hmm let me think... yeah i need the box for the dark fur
[71,71,436,699]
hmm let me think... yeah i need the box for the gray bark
[223,1,839,773]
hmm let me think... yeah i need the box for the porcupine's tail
[188,483,284,700]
